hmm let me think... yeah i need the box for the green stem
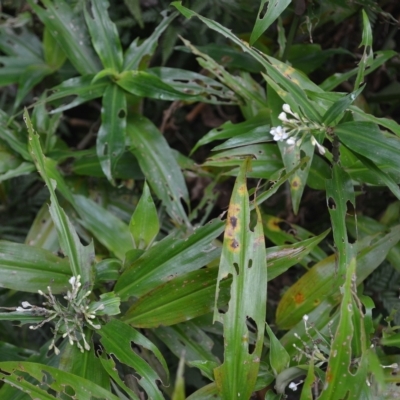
[282,14,301,62]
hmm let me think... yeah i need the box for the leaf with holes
[0,361,120,399]
[213,160,267,399]
[99,320,168,400]
[250,0,291,45]
[326,164,355,276]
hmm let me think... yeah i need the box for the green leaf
[266,229,330,281]
[26,110,94,286]
[122,267,230,327]
[116,70,200,101]
[322,85,364,126]
[318,249,359,399]
[98,351,140,399]
[27,0,101,75]
[326,165,355,276]
[335,121,400,171]
[129,182,159,249]
[99,320,168,399]
[0,361,119,399]
[192,115,269,154]
[126,115,190,226]
[265,323,290,376]
[250,0,291,45]
[115,218,224,300]
[154,321,220,366]
[213,160,267,399]
[354,10,373,90]
[276,225,400,329]
[96,83,127,181]
[25,202,58,252]
[46,75,108,114]
[148,67,238,105]
[123,11,177,71]
[172,356,186,400]
[0,240,70,293]
[43,25,66,70]
[73,195,132,260]
[58,341,110,391]
[84,0,123,72]
[320,50,395,91]
[179,37,266,108]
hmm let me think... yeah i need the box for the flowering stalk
[17,275,104,355]
[271,103,326,155]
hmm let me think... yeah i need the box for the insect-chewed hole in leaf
[217,273,233,313]
[63,385,76,397]
[247,259,253,269]
[0,368,10,376]
[300,150,308,170]
[259,1,269,18]
[329,303,340,317]
[85,1,95,18]
[233,262,239,275]
[277,220,294,235]
[118,109,126,119]
[246,317,258,354]
[101,143,109,156]
[327,197,336,210]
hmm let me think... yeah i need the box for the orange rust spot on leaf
[294,292,304,304]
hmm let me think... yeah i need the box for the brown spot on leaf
[230,216,237,229]
[294,292,304,304]
[231,239,239,249]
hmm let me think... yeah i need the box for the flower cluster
[270,104,326,155]
[17,275,104,355]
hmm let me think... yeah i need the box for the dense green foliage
[0,0,400,398]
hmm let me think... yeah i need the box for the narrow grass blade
[25,110,94,286]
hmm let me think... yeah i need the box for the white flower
[282,104,299,119]
[271,126,288,141]
[303,314,309,322]
[278,112,289,122]
[311,136,326,155]
[289,382,298,391]
[286,137,296,145]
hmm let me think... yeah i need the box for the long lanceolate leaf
[123,11,177,71]
[250,0,291,45]
[97,83,127,181]
[213,160,267,399]
[84,0,123,72]
[27,0,101,75]
[326,164,355,277]
[318,249,368,399]
[126,115,190,227]
[99,320,168,400]
[0,361,120,399]
[25,110,94,286]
